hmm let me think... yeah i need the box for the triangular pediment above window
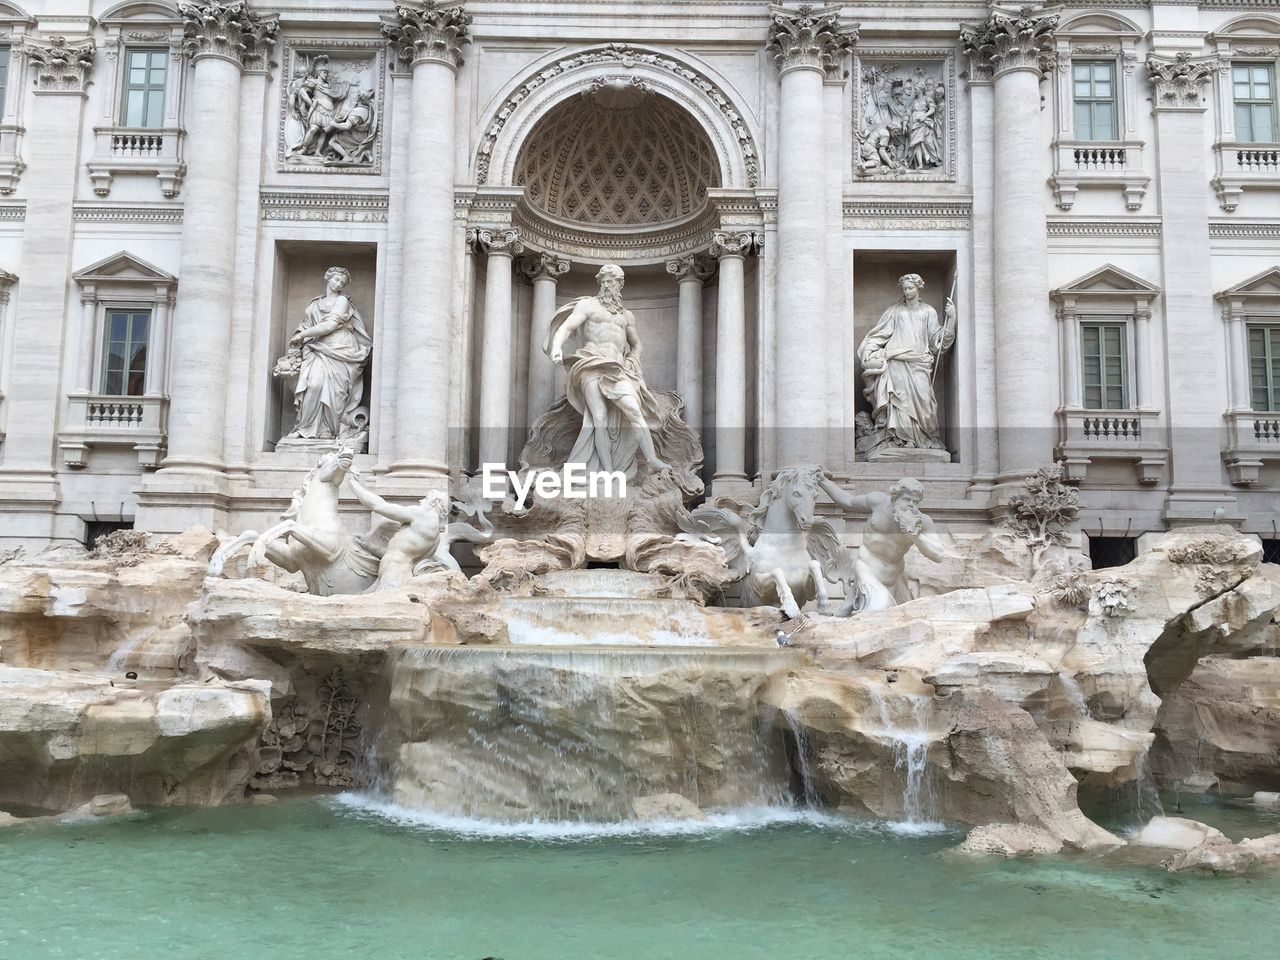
[72,251,177,289]
[1052,264,1161,300]
[1217,267,1280,301]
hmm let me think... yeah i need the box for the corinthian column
[161,1,277,474]
[768,4,854,468]
[961,7,1057,482]
[471,228,523,468]
[710,232,760,488]
[666,255,711,434]
[382,1,470,482]
[1146,53,1233,520]
[522,252,569,428]
[1,35,94,505]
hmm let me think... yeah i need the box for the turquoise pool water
[2,796,1276,960]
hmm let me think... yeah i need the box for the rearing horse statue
[208,448,382,595]
[678,464,854,618]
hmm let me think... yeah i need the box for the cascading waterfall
[863,684,938,825]
[781,709,821,808]
[379,643,804,822]
[1130,746,1165,825]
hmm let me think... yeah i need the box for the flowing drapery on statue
[279,266,372,445]
[544,263,671,479]
[857,273,956,453]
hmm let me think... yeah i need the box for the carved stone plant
[1004,462,1081,550]
[250,668,363,791]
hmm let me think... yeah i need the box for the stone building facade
[0,0,1278,556]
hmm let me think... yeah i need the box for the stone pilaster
[382,2,471,484]
[0,36,95,528]
[521,253,570,431]
[1145,52,1235,521]
[961,7,1057,482]
[768,4,855,469]
[156,2,275,479]
[470,228,523,468]
[666,254,712,438]
[710,231,760,489]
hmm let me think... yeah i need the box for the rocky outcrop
[1151,656,1280,793]
[0,667,269,810]
[1166,832,1280,874]
[1129,816,1227,850]
[956,823,1065,857]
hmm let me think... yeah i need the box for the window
[1081,320,1129,410]
[1073,61,1118,141]
[121,48,166,128]
[1262,539,1280,566]
[1089,536,1136,570]
[101,308,150,396]
[1248,324,1280,412]
[1233,64,1276,144]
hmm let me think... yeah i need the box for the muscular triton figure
[545,263,671,478]
[817,474,948,611]
[345,473,447,591]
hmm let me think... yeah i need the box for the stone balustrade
[87,124,186,198]
[1056,407,1167,485]
[1212,141,1280,212]
[58,393,168,470]
[1224,410,1280,486]
[1050,138,1149,211]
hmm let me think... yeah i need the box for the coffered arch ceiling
[513,87,722,228]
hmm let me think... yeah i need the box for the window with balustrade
[1249,324,1280,412]
[120,48,166,129]
[1234,64,1277,145]
[1080,319,1131,411]
[1073,61,1119,141]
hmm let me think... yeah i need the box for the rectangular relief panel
[276,39,387,175]
[853,48,957,183]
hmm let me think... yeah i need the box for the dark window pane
[1090,537,1137,570]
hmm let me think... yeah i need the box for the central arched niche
[513,84,722,227]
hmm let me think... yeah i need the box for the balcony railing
[1056,408,1166,484]
[1050,139,1149,211]
[87,125,186,198]
[1212,141,1280,212]
[59,393,167,470]
[1223,410,1280,485]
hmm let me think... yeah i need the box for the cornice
[259,189,389,222]
[1046,218,1162,238]
[73,203,183,223]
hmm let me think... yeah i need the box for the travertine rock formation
[0,667,268,810]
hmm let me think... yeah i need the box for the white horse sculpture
[679,464,856,618]
[209,449,383,595]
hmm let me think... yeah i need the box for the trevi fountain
[3,2,1280,959]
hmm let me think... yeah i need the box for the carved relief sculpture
[857,273,956,458]
[856,62,948,177]
[274,266,372,451]
[282,49,382,168]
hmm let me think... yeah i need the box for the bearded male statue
[545,263,672,478]
[818,474,948,611]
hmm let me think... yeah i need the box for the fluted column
[471,228,523,467]
[666,255,711,433]
[1147,53,1233,520]
[962,9,1057,482]
[768,4,855,468]
[0,36,94,494]
[521,252,569,428]
[382,2,470,480]
[161,1,276,473]
[710,232,760,486]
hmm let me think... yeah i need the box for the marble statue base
[274,433,368,455]
[866,446,951,464]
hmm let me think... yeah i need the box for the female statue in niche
[277,266,372,446]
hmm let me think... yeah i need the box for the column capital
[468,227,524,257]
[178,1,278,71]
[0,268,16,305]
[767,4,856,78]
[666,254,715,282]
[520,252,570,281]
[24,35,96,93]
[960,7,1058,80]
[383,2,472,72]
[710,231,762,259]
[1146,52,1218,112]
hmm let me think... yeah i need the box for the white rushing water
[862,685,943,829]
